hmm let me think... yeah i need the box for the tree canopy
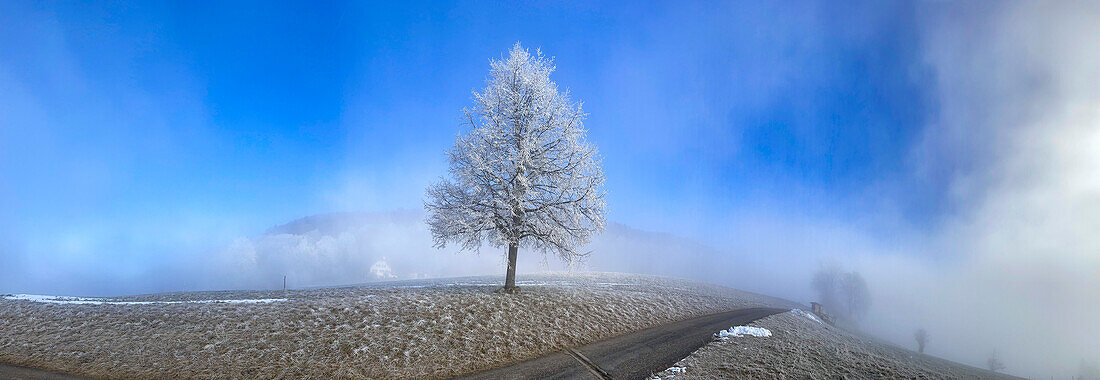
[425,43,606,268]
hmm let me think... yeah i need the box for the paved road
[457,307,786,380]
[0,363,90,380]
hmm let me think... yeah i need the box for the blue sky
[1,1,940,249]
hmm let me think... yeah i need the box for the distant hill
[264,211,422,236]
[207,211,765,292]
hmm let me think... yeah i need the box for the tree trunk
[503,243,519,293]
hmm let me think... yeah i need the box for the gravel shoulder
[0,272,798,379]
[652,310,1024,379]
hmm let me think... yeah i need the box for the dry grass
[652,310,1020,380]
[0,272,795,379]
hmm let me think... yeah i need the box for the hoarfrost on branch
[425,43,606,265]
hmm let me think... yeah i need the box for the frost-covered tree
[812,267,840,312]
[988,351,1005,372]
[914,328,928,353]
[840,271,870,320]
[812,267,871,321]
[425,43,606,293]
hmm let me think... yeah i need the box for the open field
[652,310,1022,379]
[0,272,798,379]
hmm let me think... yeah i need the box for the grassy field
[1,272,797,379]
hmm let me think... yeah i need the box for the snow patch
[791,308,822,323]
[649,366,685,380]
[4,294,287,305]
[515,280,574,286]
[715,325,772,339]
[195,299,287,304]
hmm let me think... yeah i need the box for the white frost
[715,325,772,339]
[4,294,287,305]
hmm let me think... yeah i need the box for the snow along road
[456,307,787,380]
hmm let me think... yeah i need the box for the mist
[864,2,1100,377]
[3,1,1100,378]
